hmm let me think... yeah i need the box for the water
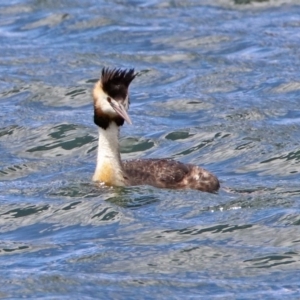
[1,0,300,298]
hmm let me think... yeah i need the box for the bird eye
[107,97,111,103]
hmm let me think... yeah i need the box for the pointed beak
[110,99,132,125]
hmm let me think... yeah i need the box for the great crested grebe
[92,67,220,193]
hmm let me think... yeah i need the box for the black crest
[101,68,136,100]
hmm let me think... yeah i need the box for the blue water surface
[1,0,300,298]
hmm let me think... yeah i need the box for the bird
[92,67,220,193]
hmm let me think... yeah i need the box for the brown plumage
[123,159,219,192]
[92,67,220,193]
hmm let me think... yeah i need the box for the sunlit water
[1,0,300,298]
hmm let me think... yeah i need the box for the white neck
[93,122,125,186]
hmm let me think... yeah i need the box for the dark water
[1,0,300,298]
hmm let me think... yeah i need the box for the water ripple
[1,0,300,298]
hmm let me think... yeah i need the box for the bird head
[93,68,136,129]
